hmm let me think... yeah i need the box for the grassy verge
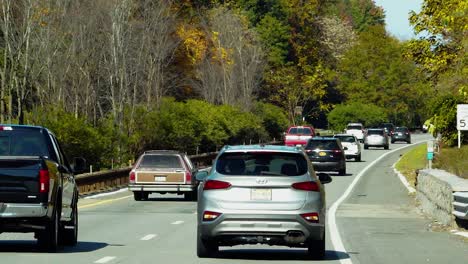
[395,144,427,187]
[433,145,468,179]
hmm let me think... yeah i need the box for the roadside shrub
[253,102,289,140]
[327,102,387,131]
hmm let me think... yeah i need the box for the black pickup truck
[0,125,84,252]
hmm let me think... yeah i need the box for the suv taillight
[301,212,320,223]
[39,169,50,193]
[292,181,319,191]
[129,171,135,183]
[204,180,231,190]
[203,211,221,221]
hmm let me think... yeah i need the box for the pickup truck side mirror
[195,170,209,181]
[72,157,87,174]
[317,173,332,184]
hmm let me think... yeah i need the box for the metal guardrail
[75,151,221,195]
[453,192,468,220]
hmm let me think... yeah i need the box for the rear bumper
[128,184,195,192]
[0,203,47,218]
[199,211,325,246]
[285,140,308,146]
[392,135,410,141]
[311,161,344,172]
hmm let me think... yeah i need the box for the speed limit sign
[458,104,468,131]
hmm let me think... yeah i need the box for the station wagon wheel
[133,191,143,201]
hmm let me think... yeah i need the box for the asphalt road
[1,133,467,264]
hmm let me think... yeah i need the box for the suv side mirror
[195,170,209,181]
[318,173,332,184]
[72,157,87,174]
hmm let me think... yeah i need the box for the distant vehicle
[345,123,365,142]
[333,134,362,161]
[379,123,395,137]
[284,125,315,146]
[364,128,389,149]
[391,126,411,144]
[0,125,84,252]
[422,124,429,133]
[196,144,332,259]
[129,150,198,201]
[305,137,347,175]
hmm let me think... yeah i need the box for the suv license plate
[154,176,166,182]
[251,189,272,201]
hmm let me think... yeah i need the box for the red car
[284,126,316,146]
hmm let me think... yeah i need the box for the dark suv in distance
[391,126,411,144]
[305,137,347,175]
[379,123,395,137]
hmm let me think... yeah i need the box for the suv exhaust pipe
[284,231,306,244]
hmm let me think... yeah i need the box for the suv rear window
[288,127,312,135]
[138,155,183,169]
[216,152,308,176]
[395,127,408,132]
[0,130,49,157]
[367,130,384,135]
[334,136,355,143]
[306,140,340,150]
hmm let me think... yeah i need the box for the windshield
[0,130,49,157]
[335,136,356,143]
[288,127,312,135]
[138,155,183,169]
[216,152,308,176]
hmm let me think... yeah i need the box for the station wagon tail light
[204,180,231,190]
[292,181,319,192]
[301,212,319,223]
[203,211,221,221]
[185,171,192,182]
[129,171,136,183]
[39,169,50,193]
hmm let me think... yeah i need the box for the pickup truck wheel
[355,154,361,162]
[38,207,59,252]
[197,231,218,258]
[61,198,78,246]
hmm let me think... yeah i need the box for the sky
[374,0,424,40]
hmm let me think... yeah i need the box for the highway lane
[2,133,466,264]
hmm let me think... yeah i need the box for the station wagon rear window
[367,130,384,135]
[347,125,362,130]
[216,152,308,176]
[334,136,355,143]
[138,155,183,169]
[306,140,340,150]
[0,130,49,157]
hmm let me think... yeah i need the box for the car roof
[143,150,183,155]
[367,128,384,130]
[221,144,303,153]
[334,134,355,137]
[347,123,363,125]
[309,137,337,141]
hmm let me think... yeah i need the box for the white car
[345,123,365,142]
[334,134,362,161]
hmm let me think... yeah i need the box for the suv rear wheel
[307,231,325,260]
[197,230,218,258]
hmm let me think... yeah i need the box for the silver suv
[195,145,332,259]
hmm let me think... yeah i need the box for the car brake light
[185,171,192,182]
[292,181,319,191]
[0,126,13,131]
[203,211,221,221]
[203,180,231,190]
[129,171,135,183]
[301,212,320,223]
[39,169,50,193]
[333,150,342,153]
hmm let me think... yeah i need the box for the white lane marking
[328,140,428,264]
[392,157,416,194]
[84,188,128,199]
[451,230,468,238]
[94,256,116,263]
[171,220,184,225]
[140,234,157,241]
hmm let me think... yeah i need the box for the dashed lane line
[94,256,116,264]
[171,220,184,225]
[78,195,133,209]
[140,234,158,241]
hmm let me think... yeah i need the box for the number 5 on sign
[457,105,468,131]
